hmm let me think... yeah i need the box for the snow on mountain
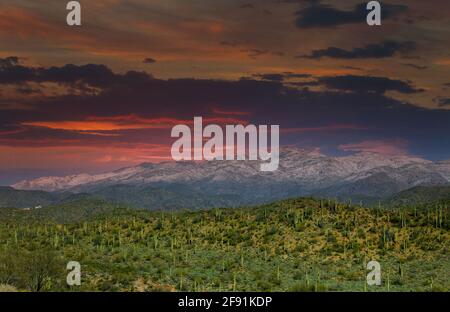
[435,160,450,180]
[12,148,449,200]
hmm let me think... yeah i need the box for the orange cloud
[434,59,450,66]
[22,114,250,132]
[0,127,27,136]
[0,143,173,172]
[22,120,171,131]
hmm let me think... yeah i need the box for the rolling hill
[0,186,57,208]
[386,186,450,207]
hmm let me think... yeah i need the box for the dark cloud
[252,73,285,81]
[37,64,119,87]
[341,65,364,71]
[240,49,264,58]
[401,63,428,70]
[434,97,450,107]
[15,85,42,95]
[0,57,114,86]
[252,72,311,81]
[288,81,320,87]
[1,59,449,160]
[221,42,281,58]
[143,58,157,64]
[0,56,36,84]
[300,41,416,59]
[0,56,20,67]
[318,75,423,94]
[295,3,408,28]
[283,72,311,79]
[241,49,284,59]
[0,57,154,88]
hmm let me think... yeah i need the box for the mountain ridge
[10,148,450,209]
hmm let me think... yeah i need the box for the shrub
[0,284,18,292]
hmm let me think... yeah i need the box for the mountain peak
[11,149,448,205]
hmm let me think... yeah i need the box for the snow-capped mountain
[12,148,449,209]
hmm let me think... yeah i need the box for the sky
[0,0,449,184]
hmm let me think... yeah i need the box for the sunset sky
[0,0,449,184]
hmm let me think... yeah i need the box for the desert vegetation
[0,197,448,292]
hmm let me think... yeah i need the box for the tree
[22,249,64,291]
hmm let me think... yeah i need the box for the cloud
[22,115,249,132]
[295,3,407,28]
[0,57,116,86]
[15,85,42,95]
[288,81,320,87]
[0,57,157,90]
[1,59,449,164]
[339,139,410,156]
[252,73,285,82]
[434,97,450,107]
[0,56,20,67]
[318,75,423,94]
[241,49,284,59]
[252,72,311,81]
[243,49,269,58]
[283,72,312,79]
[143,58,157,64]
[0,126,27,136]
[0,56,36,84]
[401,63,427,70]
[300,41,416,59]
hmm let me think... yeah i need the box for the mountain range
[5,148,449,209]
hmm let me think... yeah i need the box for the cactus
[153,235,158,249]
[179,273,183,290]
[54,233,59,248]
[387,269,390,291]
[398,264,404,279]
[277,265,280,281]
